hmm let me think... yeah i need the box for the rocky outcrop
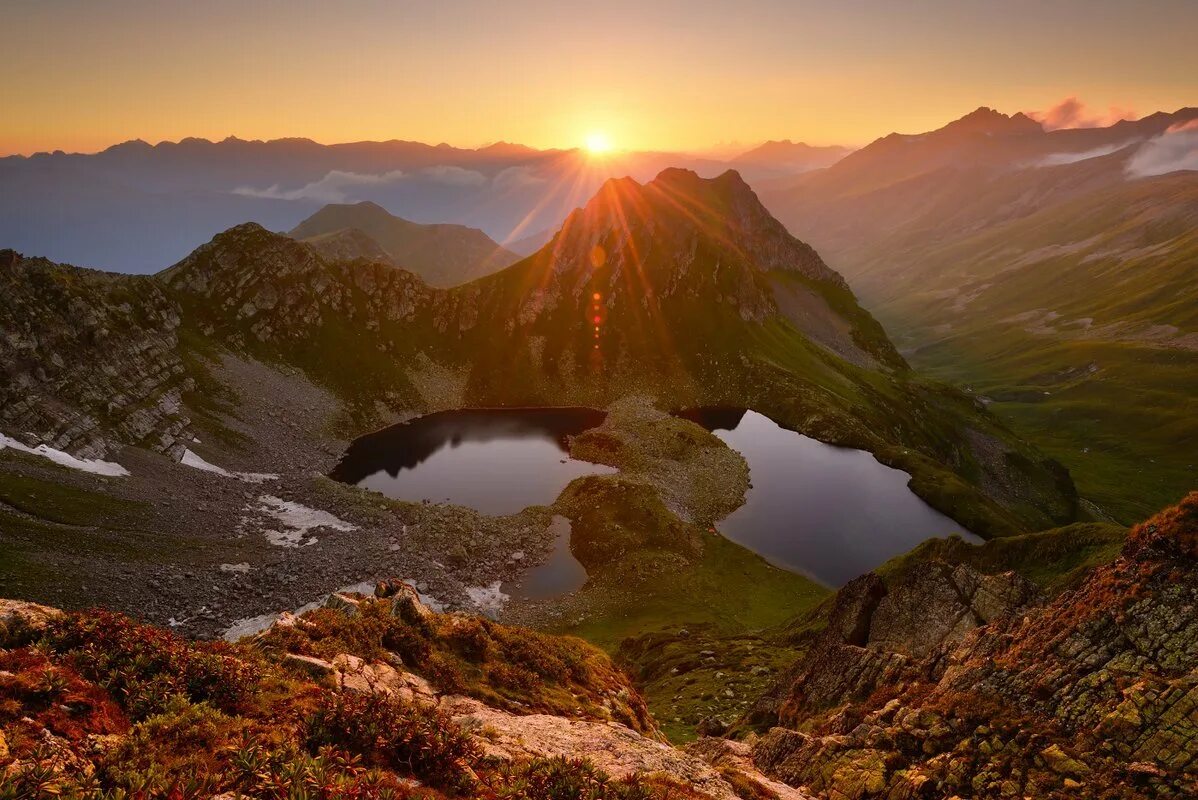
[0,250,194,459]
[0,599,64,644]
[866,562,1039,658]
[746,494,1198,799]
[746,564,1038,729]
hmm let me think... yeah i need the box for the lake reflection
[330,408,615,516]
[680,408,981,586]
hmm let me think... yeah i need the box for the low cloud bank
[1035,142,1134,167]
[232,164,500,202]
[1126,119,1198,178]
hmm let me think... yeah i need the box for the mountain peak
[288,202,518,287]
[555,168,846,292]
[941,106,1044,136]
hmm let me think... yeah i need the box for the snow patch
[221,578,444,641]
[257,495,357,547]
[466,581,509,616]
[0,433,129,477]
[219,563,252,573]
[181,448,278,483]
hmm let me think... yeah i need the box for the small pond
[679,407,981,586]
[329,407,615,516]
[502,515,589,600]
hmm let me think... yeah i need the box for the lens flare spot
[589,245,606,269]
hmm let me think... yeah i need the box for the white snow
[0,433,129,477]
[221,578,443,641]
[466,581,509,616]
[222,612,279,640]
[181,448,278,483]
[257,495,357,547]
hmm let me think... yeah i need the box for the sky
[3,0,1196,156]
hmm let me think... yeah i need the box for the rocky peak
[550,168,845,291]
[746,494,1198,799]
[0,250,194,460]
[941,106,1045,137]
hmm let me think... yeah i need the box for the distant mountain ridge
[289,201,519,287]
[0,134,851,273]
[731,140,852,176]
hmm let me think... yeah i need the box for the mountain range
[3,110,1197,798]
[760,106,1198,522]
[0,137,852,274]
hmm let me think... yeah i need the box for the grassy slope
[869,181,1198,523]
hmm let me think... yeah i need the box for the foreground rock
[744,494,1198,799]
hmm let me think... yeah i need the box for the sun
[584,131,613,155]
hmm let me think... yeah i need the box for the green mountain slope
[289,200,520,287]
[762,108,1198,522]
[158,168,1079,536]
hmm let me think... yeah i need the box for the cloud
[232,164,491,202]
[1026,97,1138,131]
[419,165,487,186]
[492,165,548,192]
[233,169,407,202]
[1034,142,1135,167]
[1126,119,1198,178]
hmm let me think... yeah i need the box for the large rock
[0,599,64,644]
[867,562,1039,657]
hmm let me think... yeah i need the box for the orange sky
[3,1,1196,156]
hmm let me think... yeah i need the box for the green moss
[0,469,147,528]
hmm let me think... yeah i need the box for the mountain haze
[290,200,520,287]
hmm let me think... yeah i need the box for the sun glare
[584,131,613,155]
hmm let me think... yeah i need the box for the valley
[762,107,1198,524]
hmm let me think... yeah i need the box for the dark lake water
[329,407,615,516]
[503,515,589,600]
[680,408,981,586]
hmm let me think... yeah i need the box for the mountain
[0,136,854,274]
[289,201,520,287]
[731,140,852,179]
[761,106,1198,522]
[1,168,1080,748]
[733,492,1198,798]
[296,225,393,265]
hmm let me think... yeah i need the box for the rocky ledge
[743,493,1198,799]
[0,582,799,799]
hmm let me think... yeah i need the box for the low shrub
[45,610,258,719]
[305,691,479,793]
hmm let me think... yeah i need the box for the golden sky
[3,0,1196,156]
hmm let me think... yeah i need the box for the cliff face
[745,494,1198,799]
[0,250,194,460]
